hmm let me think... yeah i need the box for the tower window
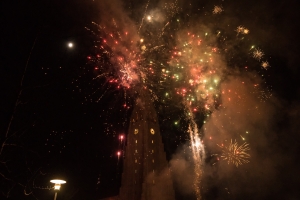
[150,128,155,135]
[134,129,138,134]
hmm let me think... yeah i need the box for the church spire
[119,88,174,200]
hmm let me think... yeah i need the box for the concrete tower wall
[119,89,174,200]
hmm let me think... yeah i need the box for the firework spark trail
[138,0,151,33]
[96,86,111,103]
[92,73,109,80]
[147,45,164,52]
[159,21,170,38]
[186,109,205,200]
[184,102,205,200]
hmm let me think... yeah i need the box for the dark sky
[1,0,300,199]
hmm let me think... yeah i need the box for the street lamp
[50,179,66,200]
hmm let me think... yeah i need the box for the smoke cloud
[166,70,299,199]
[92,0,299,199]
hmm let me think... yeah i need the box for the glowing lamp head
[54,184,61,190]
[68,42,73,48]
[50,179,66,190]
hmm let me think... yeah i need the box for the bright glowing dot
[243,29,249,34]
[68,42,73,48]
[147,15,151,21]
[140,38,144,43]
[174,121,178,125]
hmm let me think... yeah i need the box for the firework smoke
[82,0,279,198]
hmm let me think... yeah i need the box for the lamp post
[50,179,66,200]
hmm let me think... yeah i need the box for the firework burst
[77,1,274,198]
[253,48,264,61]
[236,26,250,35]
[213,6,223,14]
[261,61,270,69]
[218,140,250,167]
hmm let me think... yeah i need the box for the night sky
[1,0,300,199]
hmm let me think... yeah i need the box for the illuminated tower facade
[119,88,174,200]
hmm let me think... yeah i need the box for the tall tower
[119,88,175,200]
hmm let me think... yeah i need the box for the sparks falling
[187,115,205,200]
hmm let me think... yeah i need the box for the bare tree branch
[5,34,39,138]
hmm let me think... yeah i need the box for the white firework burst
[236,26,250,35]
[213,6,223,14]
[261,61,270,69]
[253,48,264,61]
